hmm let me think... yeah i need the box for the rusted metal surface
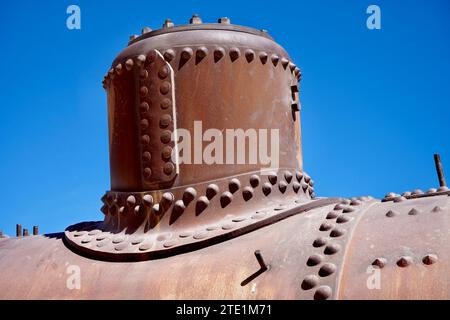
[0,15,448,300]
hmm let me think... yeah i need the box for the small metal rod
[16,224,22,237]
[434,154,446,187]
[23,229,29,237]
[33,226,39,235]
[254,250,268,271]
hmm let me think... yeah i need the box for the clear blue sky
[0,0,449,236]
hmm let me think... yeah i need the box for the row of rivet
[385,204,445,217]
[301,198,363,300]
[103,47,301,88]
[382,186,450,202]
[372,253,438,269]
[101,170,314,217]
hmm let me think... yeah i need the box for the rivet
[271,54,279,66]
[268,172,277,185]
[393,196,406,203]
[196,196,210,214]
[193,232,208,240]
[161,146,173,160]
[140,86,148,97]
[160,98,171,110]
[324,243,341,255]
[140,102,149,114]
[245,49,255,62]
[152,204,160,215]
[340,199,351,205]
[318,263,336,277]
[279,181,288,193]
[147,50,157,63]
[431,206,444,213]
[189,14,202,24]
[259,52,268,64]
[281,58,289,69]
[162,19,174,28]
[386,210,399,217]
[303,174,311,183]
[222,223,235,230]
[306,254,323,266]
[183,187,197,204]
[294,67,301,78]
[343,206,355,213]
[159,114,172,128]
[163,163,174,175]
[160,82,171,95]
[295,171,303,182]
[301,275,319,290]
[115,64,123,75]
[142,194,153,207]
[350,199,362,206]
[289,62,296,72]
[136,54,146,66]
[214,47,225,62]
[160,130,172,144]
[326,211,339,219]
[262,182,272,196]
[162,192,174,207]
[163,49,175,62]
[385,192,397,199]
[196,47,208,61]
[81,237,92,244]
[125,59,134,70]
[330,228,346,238]
[142,151,151,162]
[141,135,150,145]
[131,238,144,245]
[284,171,293,183]
[229,47,240,62]
[112,236,125,244]
[437,186,449,192]
[118,206,126,215]
[141,27,152,34]
[179,231,194,238]
[129,35,138,41]
[218,17,230,24]
[115,242,129,251]
[319,222,333,231]
[402,191,412,197]
[336,215,351,224]
[158,66,169,79]
[301,182,309,192]
[206,184,219,200]
[397,256,413,267]
[422,254,438,265]
[242,186,254,201]
[220,191,233,208]
[314,286,332,300]
[408,208,420,215]
[334,204,345,210]
[134,205,145,215]
[232,216,246,222]
[173,200,186,214]
[427,188,437,194]
[293,182,301,193]
[140,119,149,130]
[412,189,423,195]
[249,174,260,188]
[229,178,241,193]
[138,242,153,251]
[163,240,178,248]
[126,195,136,207]
[312,237,328,248]
[181,47,193,61]
[372,258,387,269]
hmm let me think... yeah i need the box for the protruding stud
[422,254,438,265]
[314,286,332,300]
[242,186,254,201]
[206,184,219,200]
[189,14,202,24]
[183,187,197,204]
[271,54,279,66]
[218,17,230,24]
[115,63,123,75]
[245,49,255,62]
[301,275,319,290]
[249,175,260,188]
[181,47,193,61]
[220,191,233,208]
[372,258,387,269]
[284,171,293,183]
[397,256,413,267]
[330,228,346,238]
[259,52,268,64]
[196,196,210,214]
[196,47,208,61]
[142,194,153,207]
[141,27,152,34]
[281,58,289,69]
[162,19,174,28]
[129,34,138,41]
[319,222,333,231]
[136,54,146,67]
[326,211,339,219]
[408,208,420,215]
[125,59,134,71]
[312,237,328,248]
[318,263,336,277]
[279,181,288,193]
[163,49,176,62]
[386,210,399,217]
[262,182,272,196]
[229,178,241,193]
[306,254,323,266]
[126,195,136,207]
[268,172,277,185]
[229,47,240,62]
[214,47,225,62]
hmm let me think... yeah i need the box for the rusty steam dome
[0,15,448,300]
